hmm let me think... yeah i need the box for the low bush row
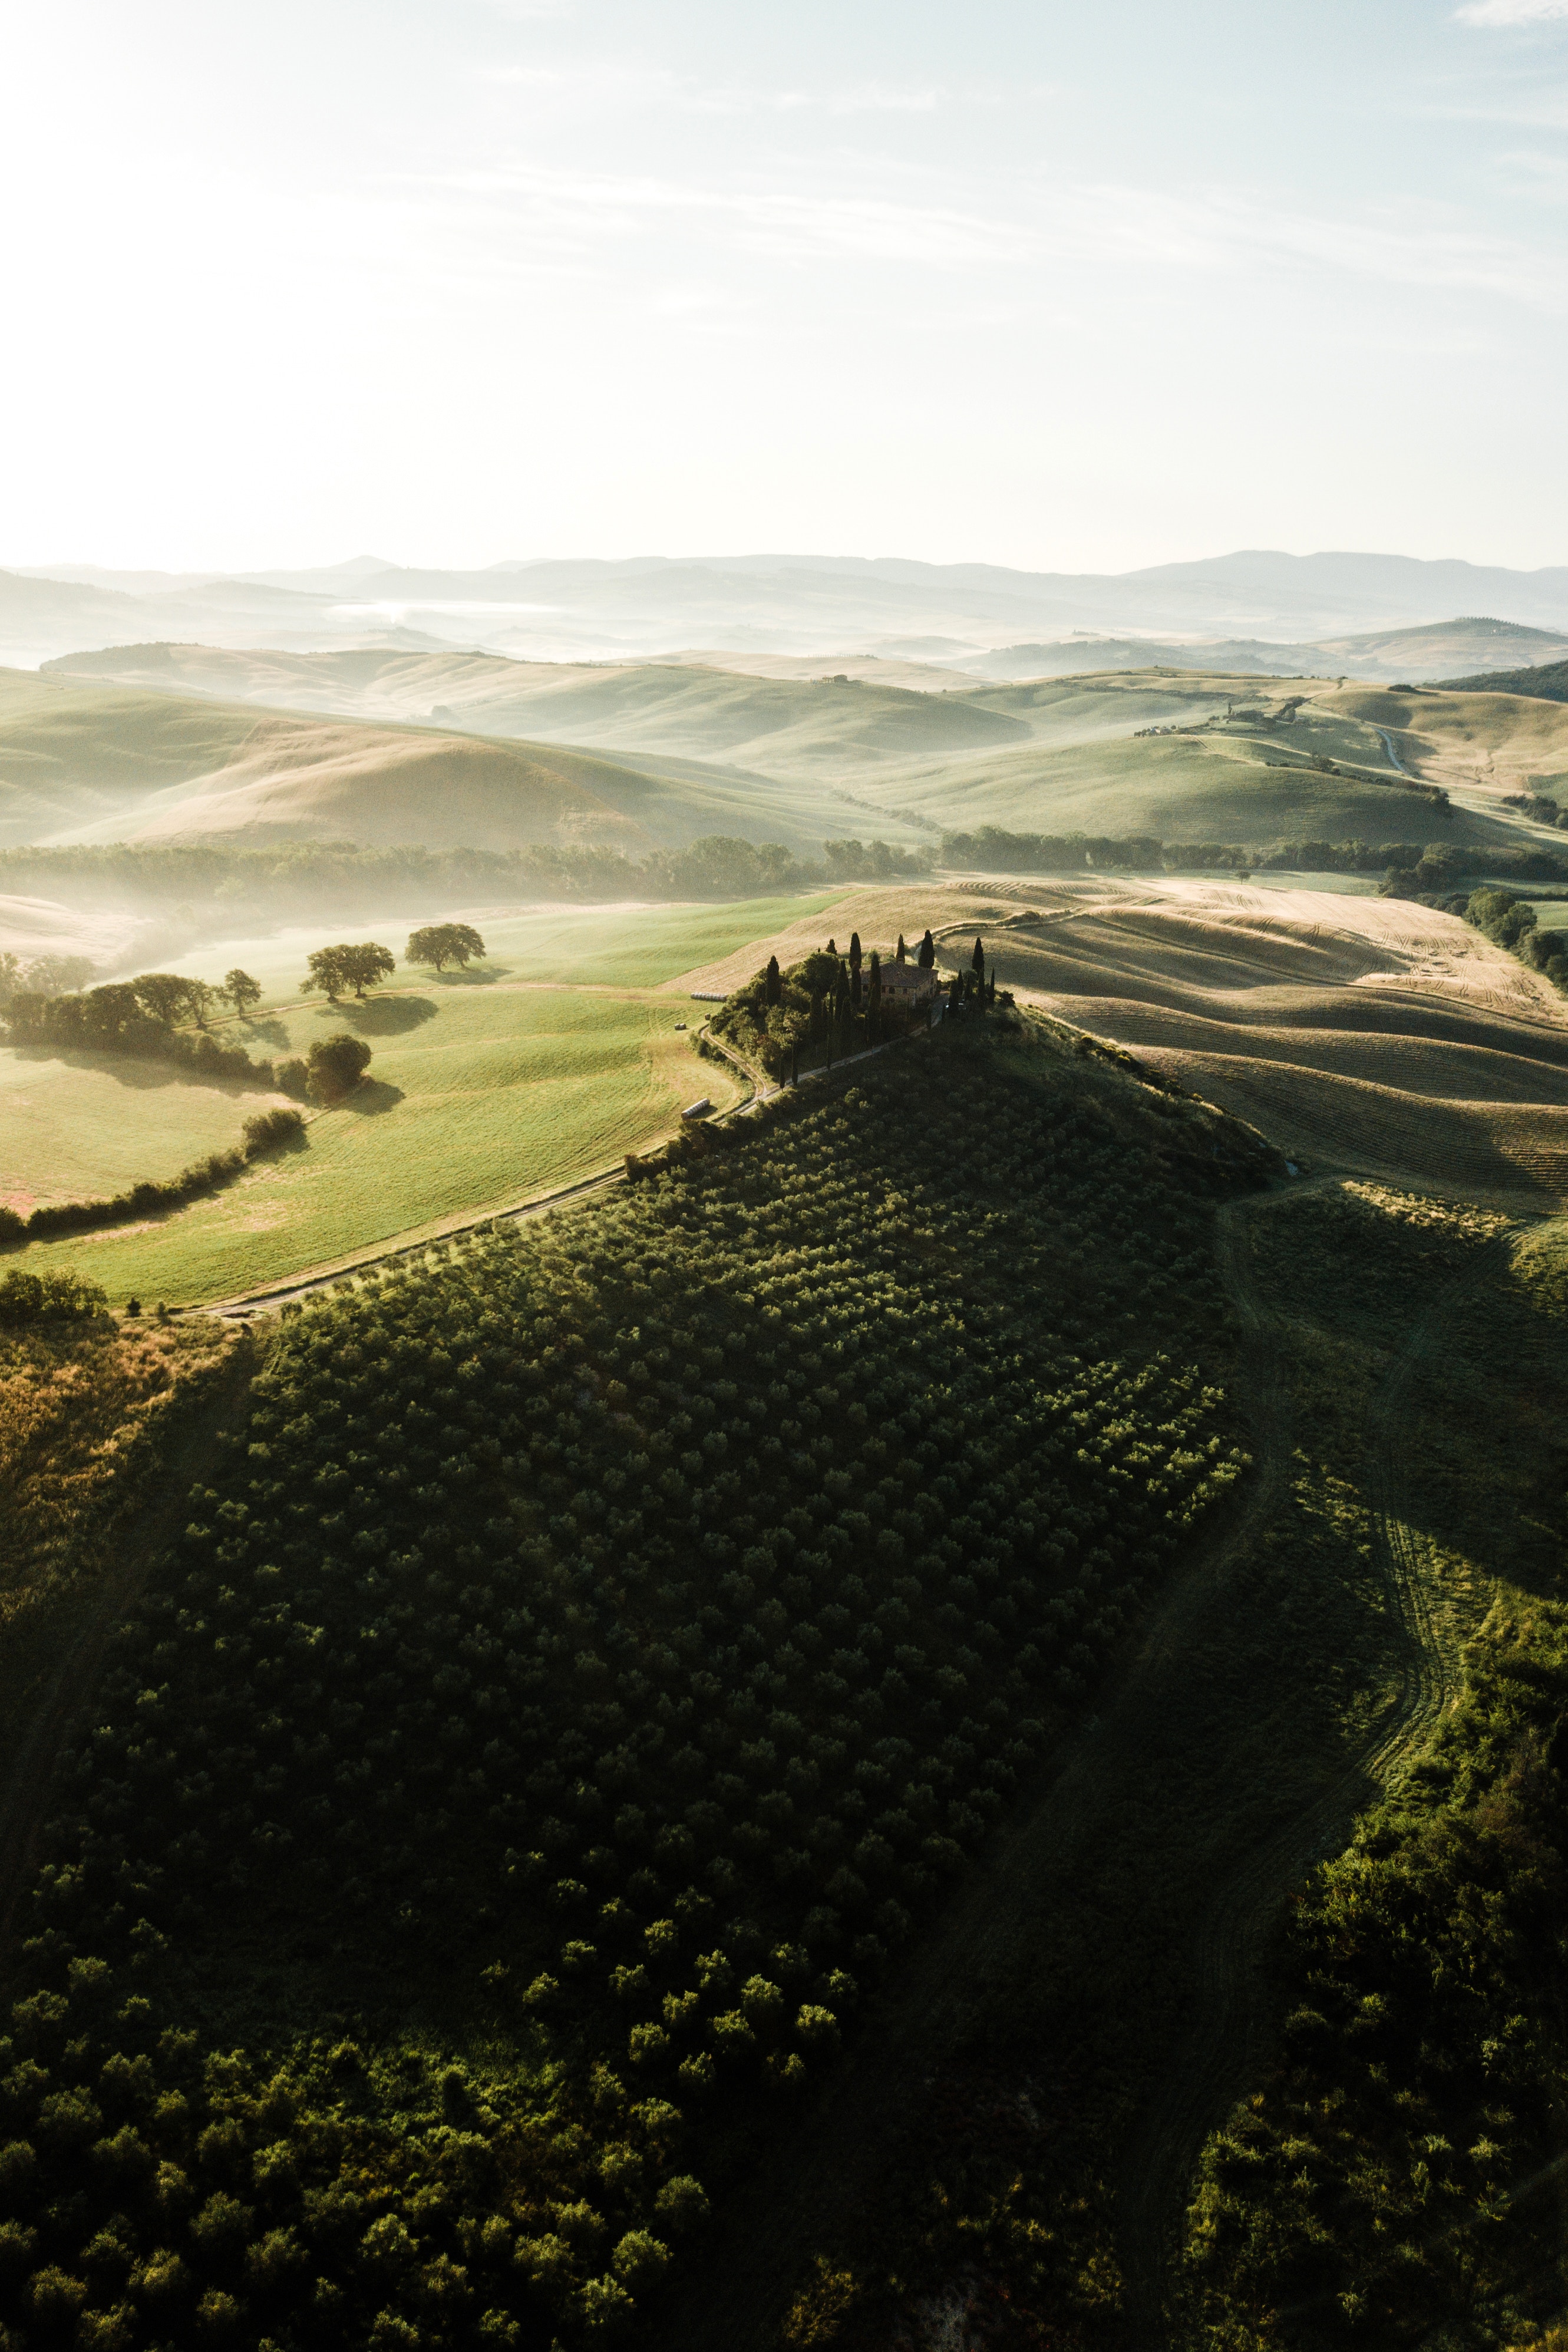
[0,1113,306,1249]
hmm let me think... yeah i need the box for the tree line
[0,837,932,931]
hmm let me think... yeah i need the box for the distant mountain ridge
[6,549,1568,669]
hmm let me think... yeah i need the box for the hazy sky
[5,0,1567,574]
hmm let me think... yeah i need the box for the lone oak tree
[407,923,487,972]
[223,968,262,1017]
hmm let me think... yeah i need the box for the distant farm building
[881,962,939,1006]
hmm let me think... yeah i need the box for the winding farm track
[195,1027,910,1325]
[1117,1192,1486,2338]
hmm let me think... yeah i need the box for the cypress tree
[896,935,907,964]
[849,933,862,1011]
[765,955,781,1008]
[918,931,935,970]
[867,951,882,1039]
[971,936,985,980]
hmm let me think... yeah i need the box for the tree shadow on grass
[243,1017,292,1050]
[8,1044,276,1097]
[312,995,438,1035]
[421,964,513,987]
[342,1078,405,1116]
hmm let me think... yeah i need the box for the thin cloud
[401,154,1564,311]
[1455,0,1568,24]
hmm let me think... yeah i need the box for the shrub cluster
[0,1268,108,1326]
[306,1037,372,1105]
[240,1108,307,1156]
[1181,1602,1568,2347]
[4,982,279,1087]
[0,1027,1255,2347]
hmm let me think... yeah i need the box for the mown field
[0,900,841,1305]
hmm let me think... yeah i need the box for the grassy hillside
[1313,615,1568,678]
[1329,682,1568,803]
[854,723,1456,847]
[966,621,1568,687]
[0,670,260,847]
[45,647,1031,780]
[0,669,839,857]
[18,658,1568,968]
[0,1010,1266,2351]
[34,654,1448,854]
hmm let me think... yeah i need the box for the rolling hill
[1329,681,1568,806]
[45,642,1032,777]
[0,666,864,855]
[963,615,1568,686]
[12,653,1568,914]
[30,652,1557,865]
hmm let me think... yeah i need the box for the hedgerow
[0,1021,1257,2348]
[0,1119,310,1250]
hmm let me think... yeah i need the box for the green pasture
[141,890,843,1001]
[1,895,831,1304]
[10,987,731,1306]
[0,1049,282,1211]
[856,723,1517,849]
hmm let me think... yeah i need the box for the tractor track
[1116,1194,1491,2338]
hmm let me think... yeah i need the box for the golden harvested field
[674,875,1568,1209]
[1332,681,1568,801]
